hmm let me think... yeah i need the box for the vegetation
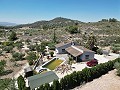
[8,31,17,41]
[0,78,16,90]
[0,60,6,74]
[66,26,78,34]
[26,51,37,65]
[114,62,120,76]
[14,41,24,50]
[53,29,57,43]
[12,52,25,61]
[2,46,13,53]
[111,44,120,53]
[97,48,103,55]
[17,75,26,90]
[50,51,54,57]
[86,33,97,51]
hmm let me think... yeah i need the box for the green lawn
[43,59,63,70]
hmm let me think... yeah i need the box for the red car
[87,59,98,67]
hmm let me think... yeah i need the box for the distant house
[55,42,76,54]
[27,71,59,89]
[66,45,95,62]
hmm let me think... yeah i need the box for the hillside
[14,17,120,32]
[14,17,82,28]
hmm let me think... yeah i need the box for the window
[62,49,65,52]
[85,55,89,59]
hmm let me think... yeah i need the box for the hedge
[37,58,120,90]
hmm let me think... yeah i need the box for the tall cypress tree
[17,75,26,90]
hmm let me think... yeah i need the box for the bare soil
[0,53,27,79]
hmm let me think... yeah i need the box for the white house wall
[80,51,94,61]
[56,43,72,54]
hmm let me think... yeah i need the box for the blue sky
[0,0,120,24]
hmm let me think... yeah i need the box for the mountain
[15,17,83,28]
[0,22,17,26]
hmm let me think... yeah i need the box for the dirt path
[72,70,120,90]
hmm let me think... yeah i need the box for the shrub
[0,60,6,74]
[97,49,103,55]
[12,52,25,61]
[8,31,17,41]
[2,46,13,53]
[50,52,54,57]
[114,62,120,76]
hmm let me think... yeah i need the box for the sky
[0,0,120,24]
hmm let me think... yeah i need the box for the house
[55,41,76,54]
[66,45,95,62]
[27,71,59,89]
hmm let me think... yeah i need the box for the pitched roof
[75,46,94,52]
[65,46,83,57]
[65,45,94,57]
[27,71,59,89]
[55,41,72,48]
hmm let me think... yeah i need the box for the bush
[8,31,17,41]
[2,46,13,53]
[26,52,37,65]
[97,49,103,55]
[66,26,78,34]
[2,41,14,46]
[114,62,120,76]
[12,52,25,61]
[0,60,6,74]
[50,52,54,57]
[0,50,2,56]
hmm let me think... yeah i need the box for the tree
[0,60,6,74]
[0,78,16,90]
[109,18,117,22]
[66,26,78,34]
[50,52,54,57]
[44,83,51,90]
[86,33,97,50]
[26,52,37,65]
[28,45,36,51]
[35,44,41,52]
[52,80,61,90]
[53,29,57,43]
[8,31,17,41]
[0,50,2,56]
[14,41,24,51]
[2,46,13,53]
[12,52,25,61]
[114,62,120,76]
[17,75,26,90]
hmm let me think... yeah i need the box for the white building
[55,42,75,54]
[55,42,95,62]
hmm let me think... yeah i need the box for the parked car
[87,59,98,67]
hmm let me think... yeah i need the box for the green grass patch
[43,59,63,70]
